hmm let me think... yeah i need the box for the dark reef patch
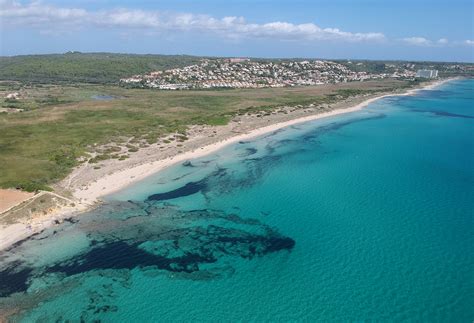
[238,147,258,157]
[46,225,294,276]
[245,154,281,164]
[147,181,206,201]
[0,205,294,299]
[147,167,228,202]
[411,109,474,119]
[302,113,386,142]
[182,160,195,167]
[0,262,34,297]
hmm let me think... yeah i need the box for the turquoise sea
[1,79,473,321]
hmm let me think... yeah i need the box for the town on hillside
[119,58,448,90]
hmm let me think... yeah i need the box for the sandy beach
[0,78,454,251]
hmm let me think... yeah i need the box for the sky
[1,0,473,62]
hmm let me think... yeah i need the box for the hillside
[1,53,472,85]
[0,52,203,84]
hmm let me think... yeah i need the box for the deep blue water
[1,79,473,321]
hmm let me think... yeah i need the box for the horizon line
[1,51,473,65]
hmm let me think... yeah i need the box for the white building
[228,58,250,63]
[416,69,438,78]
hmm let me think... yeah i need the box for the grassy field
[0,79,411,191]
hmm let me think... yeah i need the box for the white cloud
[402,37,433,46]
[0,0,385,42]
[0,0,87,25]
[437,38,448,45]
[401,37,455,47]
[465,40,474,46]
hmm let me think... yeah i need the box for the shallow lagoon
[1,80,473,321]
[91,95,117,101]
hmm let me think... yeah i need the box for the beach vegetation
[14,181,53,193]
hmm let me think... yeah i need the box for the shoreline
[73,94,392,205]
[73,93,393,203]
[0,77,456,251]
[73,78,453,203]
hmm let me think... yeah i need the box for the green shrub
[15,181,53,192]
